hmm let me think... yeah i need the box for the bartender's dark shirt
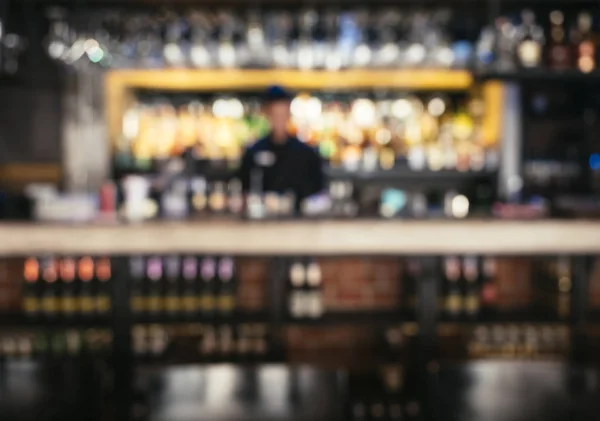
[239,134,325,202]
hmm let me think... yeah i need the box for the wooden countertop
[0,220,599,256]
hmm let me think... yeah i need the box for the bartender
[239,85,325,211]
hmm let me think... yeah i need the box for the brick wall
[589,258,600,308]
[321,257,402,311]
[237,258,270,312]
[495,257,533,310]
[0,258,22,312]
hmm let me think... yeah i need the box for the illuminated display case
[105,69,504,176]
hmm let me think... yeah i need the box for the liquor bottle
[264,192,281,218]
[443,256,462,319]
[476,24,496,71]
[404,12,427,68]
[370,403,386,420]
[296,9,317,70]
[199,257,217,317]
[22,257,40,317]
[217,11,237,68]
[181,256,198,316]
[133,326,147,358]
[51,331,66,357]
[162,15,187,68]
[403,259,420,314]
[149,325,168,360]
[480,257,498,318]
[462,256,480,318]
[164,256,181,317]
[95,258,112,315]
[245,9,268,68]
[217,257,236,316]
[130,256,146,315]
[388,402,403,421]
[218,325,234,356]
[18,335,32,360]
[78,257,95,315]
[253,325,268,357]
[427,10,455,68]
[236,324,251,358]
[374,10,401,68]
[288,260,306,318]
[209,182,227,214]
[305,260,323,319]
[190,177,208,216]
[493,17,517,72]
[40,257,58,318]
[2,336,17,361]
[200,325,217,357]
[227,179,244,216]
[65,330,82,357]
[351,402,367,421]
[546,11,572,70]
[146,257,164,316]
[162,180,189,220]
[574,12,597,73]
[33,332,49,359]
[556,257,571,320]
[189,11,213,68]
[59,257,77,318]
[323,10,342,71]
[266,11,291,68]
[515,10,545,69]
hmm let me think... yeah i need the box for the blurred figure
[239,85,325,211]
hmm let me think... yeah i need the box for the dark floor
[0,360,599,421]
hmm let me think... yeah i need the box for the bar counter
[1,220,599,256]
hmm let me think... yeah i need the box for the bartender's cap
[264,85,294,103]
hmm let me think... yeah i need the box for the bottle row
[44,8,600,74]
[287,259,324,319]
[111,173,489,223]
[21,257,112,318]
[117,91,496,171]
[465,324,571,358]
[0,329,112,361]
[129,256,238,318]
[488,10,599,73]
[0,324,577,364]
[349,400,415,421]
[4,255,600,325]
[347,368,415,421]
[439,256,572,321]
[132,323,271,362]
[45,8,482,70]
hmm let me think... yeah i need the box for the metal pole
[571,256,591,363]
[111,256,133,421]
[417,256,439,421]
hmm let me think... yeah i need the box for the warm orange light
[42,259,58,284]
[23,258,39,283]
[60,258,76,283]
[96,258,112,282]
[78,257,94,282]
